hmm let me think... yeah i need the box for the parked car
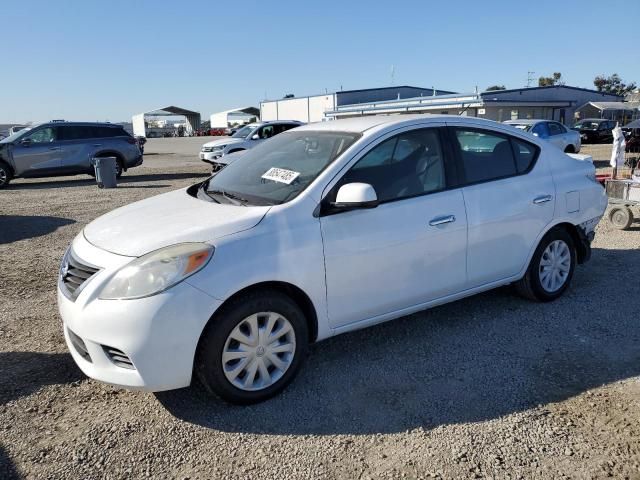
[8,125,28,136]
[571,119,616,144]
[0,122,143,187]
[58,115,607,404]
[504,119,581,153]
[200,120,303,172]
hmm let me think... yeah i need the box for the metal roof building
[210,107,260,128]
[260,86,454,123]
[325,86,624,126]
[132,106,201,137]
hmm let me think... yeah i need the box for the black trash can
[92,157,118,189]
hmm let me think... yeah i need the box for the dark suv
[571,119,616,144]
[0,122,143,187]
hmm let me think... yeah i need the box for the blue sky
[2,0,639,123]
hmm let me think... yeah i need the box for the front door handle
[93,144,102,147]
[533,195,553,204]
[429,215,456,226]
[48,147,60,151]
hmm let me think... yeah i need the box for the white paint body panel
[57,115,607,392]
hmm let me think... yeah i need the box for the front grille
[103,346,135,370]
[61,251,100,300]
[67,328,92,363]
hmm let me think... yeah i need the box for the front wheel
[195,290,309,404]
[0,161,12,188]
[515,227,577,302]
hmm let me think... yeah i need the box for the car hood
[202,137,244,148]
[83,187,270,257]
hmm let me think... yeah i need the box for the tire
[564,145,575,153]
[0,161,12,188]
[195,289,309,404]
[609,206,633,230]
[515,227,577,302]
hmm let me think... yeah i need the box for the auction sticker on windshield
[261,167,300,184]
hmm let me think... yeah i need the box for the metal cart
[605,179,640,230]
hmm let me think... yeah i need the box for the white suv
[200,121,303,171]
[58,115,606,404]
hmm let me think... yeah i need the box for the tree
[593,73,637,97]
[283,93,295,99]
[538,72,564,87]
[486,85,506,91]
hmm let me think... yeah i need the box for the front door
[320,126,468,328]
[11,126,62,177]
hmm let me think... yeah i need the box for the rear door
[320,124,468,328]
[10,126,62,176]
[57,125,96,173]
[547,122,567,150]
[447,124,554,287]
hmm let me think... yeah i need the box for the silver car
[504,119,581,153]
[0,122,143,187]
[200,120,303,172]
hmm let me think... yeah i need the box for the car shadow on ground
[157,246,640,435]
[0,444,21,480]
[0,215,75,244]
[7,172,209,190]
[0,352,84,406]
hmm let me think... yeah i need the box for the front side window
[454,128,539,184]
[339,128,446,202]
[25,127,57,143]
[531,123,550,137]
[258,125,275,139]
[206,131,359,205]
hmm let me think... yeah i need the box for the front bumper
[58,235,222,391]
[200,151,224,163]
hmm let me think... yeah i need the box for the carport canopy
[210,107,260,128]
[132,106,201,137]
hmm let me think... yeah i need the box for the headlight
[212,145,226,151]
[98,243,214,300]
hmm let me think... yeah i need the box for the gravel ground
[1,140,639,479]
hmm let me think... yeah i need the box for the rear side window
[59,126,93,140]
[454,128,538,184]
[95,126,125,138]
[547,122,564,136]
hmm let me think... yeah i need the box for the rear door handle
[48,147,60,151]
[533,195,553,204]
[429,215,456,226]
[93,144,102,147]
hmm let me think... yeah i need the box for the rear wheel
[609,206,633,230]
[564,145,575,153]
[515,227,576,302]
[195,289,308,404]
[0,161,12,188]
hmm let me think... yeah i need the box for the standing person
[611,122,626,179]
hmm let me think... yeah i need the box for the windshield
[1,127,32,143]
[574,121,600,130]
[206,130,360,205]
[231,125,255,138]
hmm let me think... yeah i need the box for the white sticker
[261,167,300,185]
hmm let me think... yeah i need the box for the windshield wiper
[208,189,250,206]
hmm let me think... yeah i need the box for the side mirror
[19,138,32,147]
[532,132,539,137]
[251,134,260,140]
[332,183,379,210]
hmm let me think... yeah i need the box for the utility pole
[527,71,535,88]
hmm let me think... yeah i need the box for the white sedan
[505,119,581,153]
[58,115,606,404]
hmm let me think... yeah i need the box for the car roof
[504,119,550,125]
[40,122,123,128]
[578,118,608,122]
[295,114,519,134]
